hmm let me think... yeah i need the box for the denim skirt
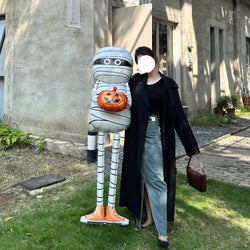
[137,115,167,236]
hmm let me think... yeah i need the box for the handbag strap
[187,155,206,175]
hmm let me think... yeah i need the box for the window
[219,29,224,65]
[0,18,5,78]
[123,0,139,4]
[246,37,250,67]
[210,27,215,83]
[152,21,173,77]
[0,17,4,120]
[66,0,80,28]
[139,0,151,4]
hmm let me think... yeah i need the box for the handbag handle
[187,155,206,175]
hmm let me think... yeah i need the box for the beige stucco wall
[0,0,249,144]
[153,0,181,23]
[1,0,94,143]
[190,0,249,112]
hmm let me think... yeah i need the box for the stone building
[0,0,249,143]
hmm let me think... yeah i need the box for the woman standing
[119,46,199,248]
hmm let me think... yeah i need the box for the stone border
[30,135,87,158]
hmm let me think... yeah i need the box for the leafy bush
[216,95,241,110]
[0,123,32,149]
[230,95,240,108]
[216,96,230,109]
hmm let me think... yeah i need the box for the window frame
[0,17,5,79]
[152,19,174,77]
[246,37,250,67]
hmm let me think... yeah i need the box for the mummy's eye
[114,59,122,65]
[104,58,111,65]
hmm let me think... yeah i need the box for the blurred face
[137,55,155,74]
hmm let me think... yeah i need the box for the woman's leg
[141,187,154,227]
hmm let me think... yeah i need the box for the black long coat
[119,72,199,222]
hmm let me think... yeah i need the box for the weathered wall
[191,0,235,111]
[153,0,249,113]
[0,0,249,144]
[1,0,94,143]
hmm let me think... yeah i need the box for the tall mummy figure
[80,47,133,225]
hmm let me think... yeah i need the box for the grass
[0,174,249,250]
[236,106,250,117]
[190,108,250,127]
[190,113,237,127]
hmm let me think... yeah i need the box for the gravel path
[176,116,250,156]
[176,126,234,156]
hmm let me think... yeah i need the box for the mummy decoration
[80,47,133,225]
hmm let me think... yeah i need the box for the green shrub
[216,96,230,109]
[230,95,240,108]
[0,122,32,149]
[216,95,241,110]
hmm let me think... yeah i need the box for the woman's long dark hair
[134,46,157,64]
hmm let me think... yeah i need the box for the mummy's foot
[80,205,105,224]
[105,206,129,226]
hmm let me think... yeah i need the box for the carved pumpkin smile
[98,87,128,112]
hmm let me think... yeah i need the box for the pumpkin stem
[113,86,117,92]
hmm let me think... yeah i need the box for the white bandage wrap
[108,132,120,207]
[96,131,105,206]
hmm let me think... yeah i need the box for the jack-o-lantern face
[97,87,128,112]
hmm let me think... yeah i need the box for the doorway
[152,20,173,77]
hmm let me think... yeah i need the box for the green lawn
[236,108,250,117]
[0,174,249,250]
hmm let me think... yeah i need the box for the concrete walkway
[176,127,250,188]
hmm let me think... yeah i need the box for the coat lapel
[161,73,178,117]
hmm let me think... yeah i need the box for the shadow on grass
[173,174,249,249]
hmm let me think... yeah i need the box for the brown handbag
[186,155,207,192]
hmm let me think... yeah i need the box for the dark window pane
[159,24,167,55]
[152,22,156,54]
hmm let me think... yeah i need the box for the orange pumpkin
[97,87,128,112]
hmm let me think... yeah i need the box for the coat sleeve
[174,90,200,157]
